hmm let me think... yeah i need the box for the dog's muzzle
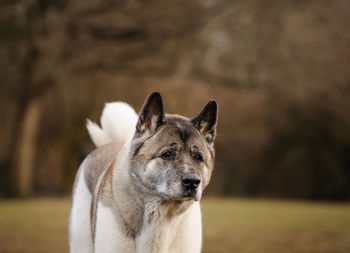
[181,173,201,200]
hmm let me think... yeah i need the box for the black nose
[181,173,201,190]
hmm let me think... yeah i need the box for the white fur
[169,202,202,253]
[69,162,94,253]
[135,202,202,253]
[87,102,138,147]
[95,204,135,253]
[93,201,202,253]
[157,182,167,194]
[71,101,203,253]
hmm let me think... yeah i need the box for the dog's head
[130,92,217,202]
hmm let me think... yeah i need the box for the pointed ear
[136,92,164,136]
[191,100,218,144]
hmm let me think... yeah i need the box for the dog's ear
[191,100,218,144]
[136,92,164,136]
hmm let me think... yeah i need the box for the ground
[0,198,349,253]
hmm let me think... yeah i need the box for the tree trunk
[13,97,42,197]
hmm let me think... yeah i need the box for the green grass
[202,198,350,253]
[0,198,349,253]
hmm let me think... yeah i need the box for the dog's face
[130,92,217,202]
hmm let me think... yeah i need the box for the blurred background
[0,0,350,252]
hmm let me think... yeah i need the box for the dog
[69,92,218,253]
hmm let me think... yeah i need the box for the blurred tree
[0,0,350,200]
[0,0,66,196]
[258,92,350,200]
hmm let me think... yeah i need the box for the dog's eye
[193,153,203,162]
[161,150,175,160]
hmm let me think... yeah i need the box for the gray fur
[70,92,218,253]
[83,113,217,240]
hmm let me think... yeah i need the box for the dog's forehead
[155,114,203,147]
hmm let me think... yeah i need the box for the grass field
[0,198,349,253]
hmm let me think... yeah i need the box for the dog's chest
[95,203,136,253]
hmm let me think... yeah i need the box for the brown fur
[131,114,215,198]
[82,142,122,240]
[70,92,217,253]
[83,143,123,194]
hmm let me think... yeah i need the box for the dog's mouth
[160,190,199,202]
[173,190,199,201]
[183,190,199,201]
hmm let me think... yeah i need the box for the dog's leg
[136,203,174,253]
[69,167,94,253]
[136,220,169,253]
[168,202,202,253]
[94,202,135,253]
[136,202,201,253]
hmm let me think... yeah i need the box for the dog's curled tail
[86,102,138,147]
